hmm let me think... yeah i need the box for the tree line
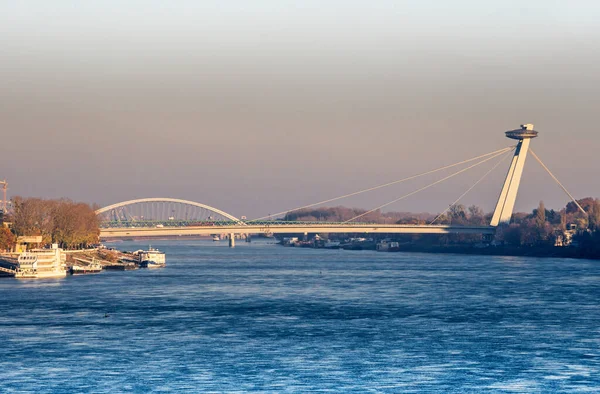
[494,198,599,246]
[283,206,432,224]
[283,204,487,226]
[281,198,600,251]
[0,197,100,250]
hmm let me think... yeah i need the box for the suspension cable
[343,148,512,223]
[248,146,515,222]
[429,148,514,224]
[529,149,587,216]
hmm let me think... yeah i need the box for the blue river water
[1,239,599,393]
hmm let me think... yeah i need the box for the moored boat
[376,240,400,252]
[15,244,67,279]
[135,247,166,268]
[145,261,164,269]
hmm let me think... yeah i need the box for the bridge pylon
[490,124,538,226]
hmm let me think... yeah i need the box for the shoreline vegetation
[1,196,599,261]
[0,197,100,251]
[281,240,599,261]
[277,198,600,261]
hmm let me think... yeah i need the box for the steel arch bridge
[96,198,241,228]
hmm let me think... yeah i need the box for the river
[1,240,599,392]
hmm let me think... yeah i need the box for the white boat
[15,244,67,279]
[212,235,221,241]
[137,247,166,268]
[146,261,164,269]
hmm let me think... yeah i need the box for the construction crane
[0,180,7,212]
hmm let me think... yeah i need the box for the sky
[1,1,599,218]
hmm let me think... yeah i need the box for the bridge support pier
[491,124,538,226]
[229,233,235,248]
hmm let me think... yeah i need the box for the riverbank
[279,239,599,260]
[0,247,142,277]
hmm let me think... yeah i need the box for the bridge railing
[99,220,239,228]
[99,219,389,228]
[99,219,493,229]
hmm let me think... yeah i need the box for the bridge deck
[100,223,496,238]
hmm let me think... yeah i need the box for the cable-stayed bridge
[97,124,586,243]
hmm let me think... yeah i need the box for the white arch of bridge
[95,198,241,222]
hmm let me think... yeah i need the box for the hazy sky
[1,1,599,218]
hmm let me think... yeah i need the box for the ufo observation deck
[506,124,539,140]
